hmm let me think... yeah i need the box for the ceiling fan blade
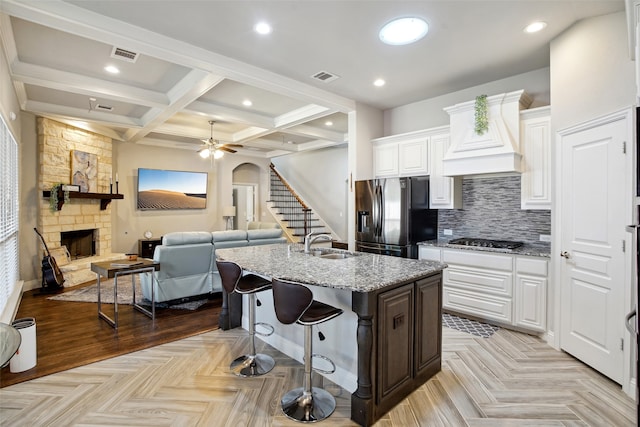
[219,146,237,153]
[224,143,243,148]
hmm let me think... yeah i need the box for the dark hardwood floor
[0,283,222,388]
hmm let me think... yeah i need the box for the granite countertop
[418,239,551,258]
[216,243,447,293]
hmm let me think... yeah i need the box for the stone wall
[38,117,114,258]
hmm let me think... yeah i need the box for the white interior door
[559,112,631,384]
[233,184,256,229]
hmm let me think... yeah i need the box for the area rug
[442,313,500,338]
[47,276,208,310]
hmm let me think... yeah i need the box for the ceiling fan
[197,120,243,159]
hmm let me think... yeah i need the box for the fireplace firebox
[61,229,96,260]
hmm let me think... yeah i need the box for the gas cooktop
[448,238,524,250]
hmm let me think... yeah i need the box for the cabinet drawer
[443,287,512,323]
[418,246,441,262]
[444,265,513,297]
[443,249,512,270]
[516,257,548,276]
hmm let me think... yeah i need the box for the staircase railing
[269,163,313,239]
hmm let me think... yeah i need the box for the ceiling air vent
[96,104,113,112]
[111,46,139,63]
[311,70,339,83]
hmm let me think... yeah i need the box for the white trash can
[10,317,37,373]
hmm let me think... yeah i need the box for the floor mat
[442,313,500,338]
[48,277,208,310]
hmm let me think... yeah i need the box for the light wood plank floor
[0,326,636,426]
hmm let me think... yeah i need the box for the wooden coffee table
[90,259,160,329]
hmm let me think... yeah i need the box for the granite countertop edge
[418,239,551,258]
[216,243,447,293]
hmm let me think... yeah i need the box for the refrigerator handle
[377,183,384,237]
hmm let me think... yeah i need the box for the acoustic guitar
[34,228,65,290]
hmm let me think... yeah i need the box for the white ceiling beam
[123,71,225,142]
[11,61,170,107]
[152,121,234,141]
[297,139,344,152]
[25,99,142,128]
[273,104,331,129]
[184,100,274,129]
[283,123,347,143]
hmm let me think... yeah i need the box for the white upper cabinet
[398,139,429,176]
[429,132,462,209]
[520,106,551,210]
[373,142,399,177]
[372,129,436,178]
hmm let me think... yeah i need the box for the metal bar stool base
[281,386,336,422]
[230,353,275,377]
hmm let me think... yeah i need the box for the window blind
[0,114,19,315]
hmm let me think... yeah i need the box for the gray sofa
[140,227,285,303]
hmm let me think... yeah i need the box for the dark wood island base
[215,244,446,426]
[351,272,442,426]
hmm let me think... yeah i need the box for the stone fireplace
[37,118,119,287]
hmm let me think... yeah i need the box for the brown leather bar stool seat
[217,260,275,377]
[272,278,343,423]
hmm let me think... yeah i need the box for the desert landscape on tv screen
[137,169,207,210]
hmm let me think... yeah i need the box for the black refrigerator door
[409,176,438,243]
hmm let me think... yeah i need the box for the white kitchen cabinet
[372,128,447,178]
[429,132,462,209]
[373,142,399,177]
[520,107,551,210]
[418,245,548,333]
[398,139,429,176]
[514,256,547,332]
[442,249,514,323]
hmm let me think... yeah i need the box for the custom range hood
[443,90,532,176]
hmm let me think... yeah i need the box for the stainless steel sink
[319,253,351,260]
[301,248,360,259]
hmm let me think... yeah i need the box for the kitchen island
[216,243,447,426]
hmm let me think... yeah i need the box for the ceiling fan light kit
[198,120,243,160]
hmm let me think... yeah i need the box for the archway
[232,163,261,230]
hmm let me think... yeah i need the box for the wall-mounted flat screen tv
[137,168,208,210]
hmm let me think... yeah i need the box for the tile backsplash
[437,175,551,247]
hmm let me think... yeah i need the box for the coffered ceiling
[0,1,625,158]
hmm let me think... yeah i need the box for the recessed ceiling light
[373,79,386,87]
[254,22,272,35]
[104,65,120,74]
[379,17,428,45]
[524,21,547,33]
[325,121,333,126]
[242,99,253,107]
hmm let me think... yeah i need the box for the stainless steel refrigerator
[355,176,438,258]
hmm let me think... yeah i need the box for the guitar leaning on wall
[34,227,65,291]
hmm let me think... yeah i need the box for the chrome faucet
[304,232,332,254]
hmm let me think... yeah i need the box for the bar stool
[271,278,343,422]
[216,260,275,377]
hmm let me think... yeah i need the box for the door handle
[560,251,571,259]
[625,309,636,335]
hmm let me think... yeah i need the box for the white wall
[271,146,349,239]
[550,11,635,131]
[113,142,273,253]
[384,67,551,135]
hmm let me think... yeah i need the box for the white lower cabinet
[514,257,547,332]
[419,246,548,332]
